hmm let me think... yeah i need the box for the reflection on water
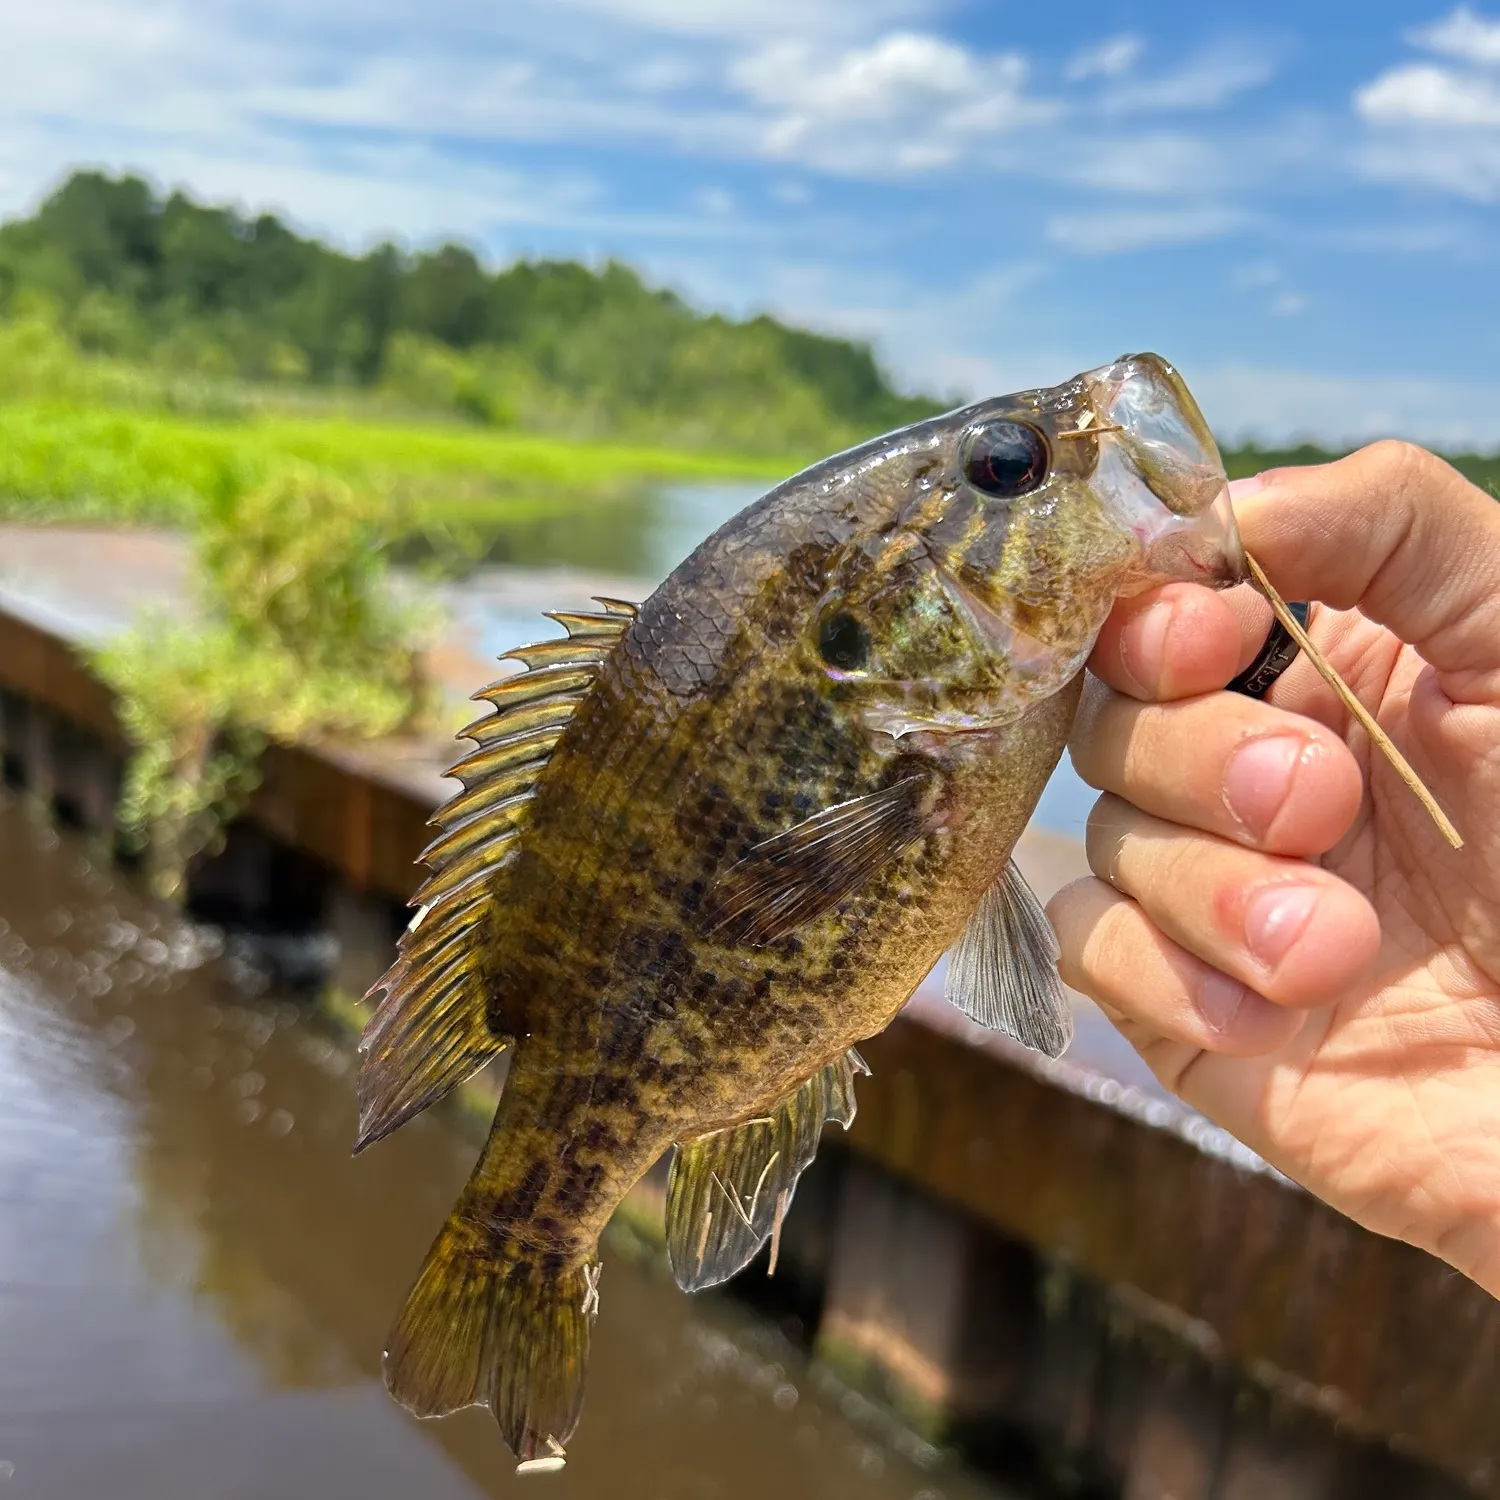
[0,793,1009,1500]
[410,480,770,586]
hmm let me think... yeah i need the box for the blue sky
[2,0,1499,446]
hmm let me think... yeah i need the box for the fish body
[357,354,1245,1465]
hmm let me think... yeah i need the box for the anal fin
[665,1049,867,1292]
[945,858,1073,1058]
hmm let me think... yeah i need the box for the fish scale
[360,352,1248,1467]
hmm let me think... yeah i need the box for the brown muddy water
[0,791,1012,1500]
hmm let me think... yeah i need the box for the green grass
[3,397,1494,541]
[0,399,802,530]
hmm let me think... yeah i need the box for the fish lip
[1082,364,1248,589]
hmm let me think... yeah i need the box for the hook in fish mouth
[1054,410,1124,441]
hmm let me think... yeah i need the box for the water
[0,793,1011,1500]
[441,480,1101,838]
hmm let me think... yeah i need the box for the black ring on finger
[1228,602,1310,700]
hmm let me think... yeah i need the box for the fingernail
[1228,474,1267,500]
[1245,884,1319,968]
[1197,967,1250,1033]
[1121,600,1174,697]
[1223,736,1305,841]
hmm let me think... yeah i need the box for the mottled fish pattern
[356,353,1245,1468]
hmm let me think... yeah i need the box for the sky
[1,0,1499,447]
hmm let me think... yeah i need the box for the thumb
[1234,441,1500,702]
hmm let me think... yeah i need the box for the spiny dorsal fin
[413,600,635,923]
[356,896,502,1150]
[355,600,636,1152]
[945,858,1073,1059]
[665,1049,868,1292]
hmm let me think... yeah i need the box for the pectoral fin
[945,859,1073,1059]
[704,777,929,946]
[665,1049,867,1292]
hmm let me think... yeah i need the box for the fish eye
[818,611,870,672]
[963,421,1050,499]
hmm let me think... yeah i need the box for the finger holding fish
[1086,581,1246,703]
[1074,793,1380,1010]
[1069,679,1365,857]
[1049,876,1305,1067]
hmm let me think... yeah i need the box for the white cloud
[695,186,735,216]
[1227,260,1309,317]
[1231,260,1281,289]
[1357,62,1500,125]
[1353,15,1500,200]
[1058,132,1223,194]
[1358,129,1500,201]
[1409,6,1500,65]
[1045,204,1245,254]
[541,0,922,42]
[729,31,1055,175]
[1100,44,1276,113]
[1066,35,1142,82]
[1317,219,1479,253]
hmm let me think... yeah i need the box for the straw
[1243,552,1463,851]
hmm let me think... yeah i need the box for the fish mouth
[1082,353,1247,588]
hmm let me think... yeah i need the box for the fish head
[809,352,1246,735]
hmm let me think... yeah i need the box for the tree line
[0,171,941,453]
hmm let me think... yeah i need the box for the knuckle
[1360,438,1448,498]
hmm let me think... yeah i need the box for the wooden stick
[1244,552,1463,851]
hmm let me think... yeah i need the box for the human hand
[1046,442,1500,1293]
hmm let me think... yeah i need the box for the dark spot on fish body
[588,1067,640,1109]
[647,984,678,1023]
[537,1073,591,1132]
[550,1160,605,1218]
[506,1160,552,1220]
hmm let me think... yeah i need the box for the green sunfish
[356,353,1246,1469]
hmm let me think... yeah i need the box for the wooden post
[814,1156,1041,1443]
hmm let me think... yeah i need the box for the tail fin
[384,1208,599,1467]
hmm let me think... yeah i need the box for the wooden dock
[0,531,1490,1499]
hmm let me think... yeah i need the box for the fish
[355,352,1246,1467]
